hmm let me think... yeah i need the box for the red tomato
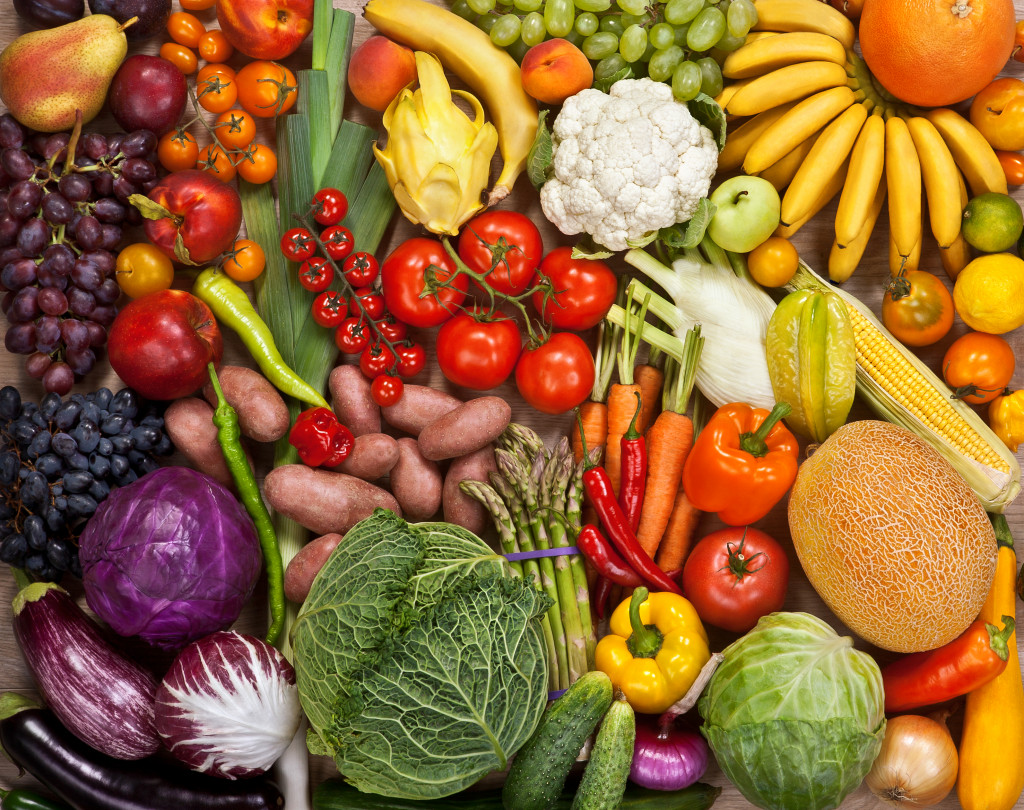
[395,341,426,378]
[371,374,404,406]
[681,526,790,634]
[880,270,954,347]
[514,332,595,414]
[311,291,348,328]
[531,247,618,331]
[360,342,397,378]
[281,227,316,262]
[350,287,385,321]
[996,150,1024,186]
[321,225,354,262]
[436,310,523,391]
[457,210,543,296]
[342,252,379,287]
[312,187,348,226]
[375,315,407,343]
[298,257,333,292]
[380,237,469,328]
[942,331,1016,404]
[335,317,369,353]
[141,170,242,265]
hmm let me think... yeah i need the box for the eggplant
[12,582,160,760]
[0,706,284,810]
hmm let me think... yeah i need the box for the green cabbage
[291,509,551,800]
[699,612,885,810]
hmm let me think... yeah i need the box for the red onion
[629,714,709,791]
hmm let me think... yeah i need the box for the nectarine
[348,35,417,113]
[520,39,593,106]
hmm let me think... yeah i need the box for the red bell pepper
[288,407,354,468]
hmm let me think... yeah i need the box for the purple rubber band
[504,546,580,561]
[547,688,568,700]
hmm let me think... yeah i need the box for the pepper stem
[625,587,663,659]
[738,402,792,457]
[624,391,643,441]
[987,616,1016,662]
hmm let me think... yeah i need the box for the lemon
[953,253,1024,334]
[961,192,1024,253]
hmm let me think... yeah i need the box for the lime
[961,192,1024,253]
[953,253,1024,334]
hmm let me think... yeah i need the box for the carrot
[606,286,651,496]
[634,362,664,435]
[573,400,608,464]
[571,290,621,464]
[655,490,703,572]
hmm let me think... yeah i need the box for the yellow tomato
[748,236,799,287]
[223,239,266,282]
[116,243,175,298]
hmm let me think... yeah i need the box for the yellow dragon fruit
[373,50,499,236]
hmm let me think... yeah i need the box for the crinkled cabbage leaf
[292,509,551,800]
[699,612,886,810]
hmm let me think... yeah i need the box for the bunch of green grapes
[450,0,758,102]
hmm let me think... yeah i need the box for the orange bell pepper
[681,401,799,526]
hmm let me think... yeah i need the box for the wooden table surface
[2,1,1024,807]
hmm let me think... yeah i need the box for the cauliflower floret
[540,78,719,252]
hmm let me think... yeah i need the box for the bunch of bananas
[715,0,1008,283]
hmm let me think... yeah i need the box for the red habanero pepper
[882,616,1016,713]
[288,407,354,467]
[618,392,647,533]
[681,401,799,526]
[578,524,644,588]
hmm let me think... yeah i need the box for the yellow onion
[372,50,498,236]
[865,713,958,806]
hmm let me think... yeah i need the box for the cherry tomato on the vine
[360,342,397,378]
[371,374,404,407]
[880,270,954,347]
[298,257,333,292]
[223,239,266,282]
[213,109,256,151]
[997,150,1024,186]
[197,63,235,87]
[157,130,198,173]
[376,314,407,343]
[197,30,234,63]
[312,187,349,226]
[395,341,426,378]
[236,60,298,118]
[335,317,370,353]
[179,0,215,10]
[350,287,385,321]
[531,246,617,331]
[457,210,543,296]
[196,144,236,183]
[515,332,595,414]
[166,11,205,48]
[311,290,348,328]
[235,143,277,184]
[197,73,237,113]
[436,309,522,391]
[159,42,197,75]
[380,237,469,328]
[281,227,316,262]
[342,251,379,286]
[321,225,354,261]
[942,331,1016,404]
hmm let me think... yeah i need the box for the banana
[834,112,884,248]
[714,78,752,113]
[828,176,886,283]
[884,116,922,268]
[722,31,849,79]
[889,228,921,276]
[364,0,538,204]
[907,116,963,250]
[751,0,857,50]
[775,158,848,239]
[940,169,973,281]
[926,107,1009,197]
[759,132,819,191]
[743,85,856,174]
[718,103,796,172]
[725,61,849,117]
[781,101,867,227]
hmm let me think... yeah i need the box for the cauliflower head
[539,78,719,252]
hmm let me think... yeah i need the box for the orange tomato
[196,143,237,183]
[197,72,238,113]
[213,109,256,150]
[997,150,1024,186]
[747,236,799,287]
[197,63,236,86]
[236,61,298,118]
[942,331,1016,404]
[223,239,266,282]
[159,42,198,74]
[157,129,199,172]
[235,143,277,184]
[179,0,216,9]
[166,11,206,48]
[881,270,955,348]
[197,30,234,63]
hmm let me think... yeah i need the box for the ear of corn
[788,261,1021,513]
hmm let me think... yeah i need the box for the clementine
[858,0,1014,108]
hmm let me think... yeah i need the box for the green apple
[707,175,782,253]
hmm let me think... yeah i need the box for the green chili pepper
[207,363,286,645]
[193,268,330,410]
[0,788,72,810]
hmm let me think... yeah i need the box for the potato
[329,364,380,437]
[331,433,400,480]
[390,438,443,521]
[443,445,498,535]
[264,464,401,535]
[381,383,462,436]
[284,532,344,604]
[201,365,290,443]
[418,396,512,461]
[164,397,241,488]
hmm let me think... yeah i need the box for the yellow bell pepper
[594,587,711,714]
[989,389,1024,453]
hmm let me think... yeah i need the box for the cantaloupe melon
[788,420,997,653]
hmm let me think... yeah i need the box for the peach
[520,38,594,106]
[348,35,417,113]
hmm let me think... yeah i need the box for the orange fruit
[858,0,1014,108]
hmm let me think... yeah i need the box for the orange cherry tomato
[197,63,236,87]
[197,30,234,63]
[197,72,238,113]
[213,109,256,150]
[996,150,1024,186]
[157,129,199,172]
[222,239,266,282]
[942,331,1016,404]
[166,11,206,48]
[881,269,955,348]
[179,0,216,10]
[159,42,198,75]
[196,143,237,183]
[236,61,298,118]
[235,143,277,184]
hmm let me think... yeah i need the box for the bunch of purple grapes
[0,112,160,395]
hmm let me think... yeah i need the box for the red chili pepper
[882,616,1016,713]
[594,576,613,621]
[288,407,354,467]
[578,524,644,588]
[618,392,647,534]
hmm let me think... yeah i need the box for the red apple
[215,0,313,61]
[108,289,223,400]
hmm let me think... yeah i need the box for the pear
[0,14,133,133]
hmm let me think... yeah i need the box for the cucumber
[571,696,636,810]
[502,670,615,810]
